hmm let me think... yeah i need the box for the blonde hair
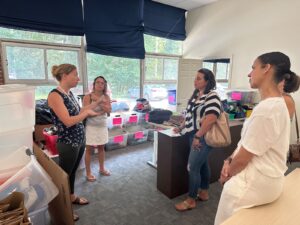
[52,64,77,81]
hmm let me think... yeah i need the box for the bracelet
[194,135,201,140]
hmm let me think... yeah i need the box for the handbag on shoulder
[204,92,231,148]
[288,110,300,163]
[205,111,231,148]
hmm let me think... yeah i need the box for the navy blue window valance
[84,0,145,59]
[203,58,230,63]
[0,0,84,36]
[144,0,186,41]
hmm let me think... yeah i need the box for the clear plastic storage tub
[123,112,139,126]
[106,128,128,150]
[125,125,148,145]
[28,206,48,225]
[107,113,124,129]
[0,127,33,157]
[0,148,58,212]
[136,112,149,124]
[0,84,35,133]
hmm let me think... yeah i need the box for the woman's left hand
[192,138,202,150]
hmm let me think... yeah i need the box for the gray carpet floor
[72,142,300,225]
[73,142,223,225]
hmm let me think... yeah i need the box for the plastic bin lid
[0,84,35,93]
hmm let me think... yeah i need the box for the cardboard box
[34,124,53,142]
[33,143,74,225]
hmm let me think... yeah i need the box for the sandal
[197,192,209,201]
[99,169,111,176]
[72,196,89,205]
[86,174,96,182]
[73,213,79,221]
[175,200,196,211]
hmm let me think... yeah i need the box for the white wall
[184,0,300,141]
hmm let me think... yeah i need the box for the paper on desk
[159,128,181,137]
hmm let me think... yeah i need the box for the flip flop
[72,196,89,205]
[86,174,96,182]
[99,169,111,176]
[73,213,79,221]
[175,200,196,211]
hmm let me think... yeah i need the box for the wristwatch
[194,135,201,140]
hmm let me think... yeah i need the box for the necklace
[57,86,80,112]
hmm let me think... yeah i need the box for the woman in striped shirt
[175,68,221,211]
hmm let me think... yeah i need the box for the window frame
[143,53,179,83]
[202,59,231,87]
[1,39,83,86]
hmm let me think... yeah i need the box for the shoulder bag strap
[295,109,299,142]
[204,91,223,113]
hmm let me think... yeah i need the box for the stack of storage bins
[124,112,148,145]
[106,113,128,150]
[0,147,58,224]
[0,84,35,155]
[0,84,58,224]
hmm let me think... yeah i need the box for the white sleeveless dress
[85,97,108,145]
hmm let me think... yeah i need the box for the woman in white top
[83,76,112,182]
[215,52,299,225]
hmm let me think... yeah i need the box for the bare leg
[97,145,110,175]
[85,145,96,181]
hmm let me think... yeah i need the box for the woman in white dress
[215,52,299,225]
[83,76,112,182]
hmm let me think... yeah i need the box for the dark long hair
[188,68,216,104]
[257,52,300,93]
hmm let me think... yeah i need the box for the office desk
[222,168,300,225]
[156,121,243,199]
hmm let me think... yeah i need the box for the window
[202,59,231,100]
[0,29,182,108]
[86,53,140,111]
[0,28,83,99]
[2,42,81,85]
[0,27,81,45]
[35,85,83,100]
[144,56,178,111]
[202,60,230,89]
[143,34,181,111]
[144,34,182,55]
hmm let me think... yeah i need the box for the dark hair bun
[284,71,300,93]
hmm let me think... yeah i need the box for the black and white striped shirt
[184,91,221,134]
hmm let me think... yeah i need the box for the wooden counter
[222,168,300,225]
[156,121,243,199]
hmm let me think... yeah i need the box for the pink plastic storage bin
[106,128,128,150]
[125,125,148,145]
[123,112,140,127]
[108,113,124,129]
[136,112,149,124]
[42,131,58,155]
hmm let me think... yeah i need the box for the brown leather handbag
[288,111,300,163]
[204,92,231,148]
[205,110,231,148]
